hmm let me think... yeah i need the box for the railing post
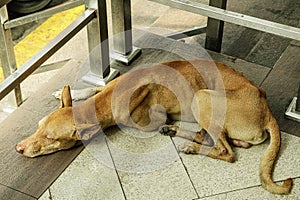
[110,0,141,65]
[285,83,300,122]
[82,0,119,86]
[296,84,300,112]
[0,5,22,107]
[205,0,227,52]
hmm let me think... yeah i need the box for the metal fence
[0,0,140,106]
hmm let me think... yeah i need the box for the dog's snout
[15,144,24,154]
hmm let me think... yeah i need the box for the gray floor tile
[105,127,198,200]
[38,190,51,200]
[0,184,35,200]
[50,148,125,200]
[208,51,271,86]
[199,178,300,200]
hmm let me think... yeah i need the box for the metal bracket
[82,68,120,86]
[285,97,300,122]
[110,47,141,65]
[164,25,207,40]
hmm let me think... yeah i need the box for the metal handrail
[4,0,84,29]
[0,9,96,101]
[0,0,85,106]
[150,0,300,41]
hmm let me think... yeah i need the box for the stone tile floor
[0,0,299,199]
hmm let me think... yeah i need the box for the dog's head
[15,86,81,157]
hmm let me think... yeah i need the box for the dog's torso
[88,60,263,134]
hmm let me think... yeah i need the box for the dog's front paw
[159,125,178,137]
[178,141,199,154]
[52,89,62,99]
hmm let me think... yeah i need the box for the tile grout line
[193,176,300,199]
[48,188,53,200]
[258,42,292,87]
[0,182,37,199]
[259,41,295,87]
[244,32,266,62]
[170,137,200,199]
[104,136,128,200]
[202,177,300,199]
[37,147,85,199]
[169,135,300,199]
[259,67,273,87]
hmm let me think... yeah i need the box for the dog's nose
[15,144,24,154]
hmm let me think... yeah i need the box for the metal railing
[0,0,140,107]
[0,8,95,101]
[0,0,86,106]
[150,0,300,43]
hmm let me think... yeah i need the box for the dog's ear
[60,85,72,108]
[76,123,100,140]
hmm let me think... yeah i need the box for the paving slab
[245,33,291,68]
[131,0,170,29]
[150,7,207,34]
[208,51,270,86]
[105,127,198,200]
[39,190,51,200]
[199,178,300,200]
[49,148,125,200]
[47,126,198,200]
[222,0,299,67]
[0,184,35,200]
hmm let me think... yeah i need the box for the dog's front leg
[52,86,104,101]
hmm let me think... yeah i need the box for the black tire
[8,0,52,14]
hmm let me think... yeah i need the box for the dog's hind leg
[188,89,236,162]
[159,125,214,146]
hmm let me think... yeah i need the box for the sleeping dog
[15,60,292,194]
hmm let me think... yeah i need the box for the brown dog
[15,60,292,194]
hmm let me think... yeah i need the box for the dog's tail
[259,114,293,194]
